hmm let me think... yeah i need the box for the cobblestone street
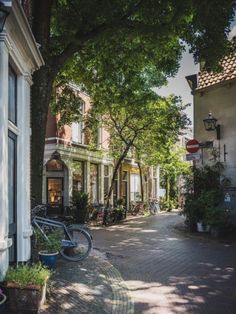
[91,212,236,314]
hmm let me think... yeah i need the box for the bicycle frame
[32,216,76,249]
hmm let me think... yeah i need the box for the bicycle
[31,205,92,261]
[130,201,145,215]
[148,199,160,215]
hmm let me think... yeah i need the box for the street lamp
[203,112,221,140]
[0,2,9,32]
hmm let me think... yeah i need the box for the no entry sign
[186,139,200,153]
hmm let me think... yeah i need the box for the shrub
[35,229,62,253]
[72,191,89,223]
[5,263,50,289]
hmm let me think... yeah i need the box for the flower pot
[0,293,7,313]
[197,222,210,232]
[39,251,59,269]
[5,283,46,313]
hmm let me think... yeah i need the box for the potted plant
[3,263,50,313]
[72,191,89,224]
[205,206,232,238]
[0,288,7,312]
[36,229,62,268]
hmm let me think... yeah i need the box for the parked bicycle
[31,205,92,261]
[130,201,145,215]
[148,199,160,215]
[88,203,125,226]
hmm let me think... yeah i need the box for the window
[72,122,83,143]
[46,159,64,171]
[8,66,17,124]
[130,173,141,201]
[121,171,128,208]
[71,102,84,144]
[47,178,63,206]
[73,161,84,192]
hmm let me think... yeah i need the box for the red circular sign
[186,139,200,153]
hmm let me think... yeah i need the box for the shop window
[130,173,141,201]
[73,161,84,192]
[122,171,128,208]
[47,178,63,206]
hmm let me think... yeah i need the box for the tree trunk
[31,67,54,206]
[106,144,131,208]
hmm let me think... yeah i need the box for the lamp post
[0,2,9,32]
[203,112,221,140]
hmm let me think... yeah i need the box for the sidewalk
[40,250,134,314]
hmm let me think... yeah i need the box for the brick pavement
[40,253,134,314]
[91,212,236,314]
[40,212,236,314]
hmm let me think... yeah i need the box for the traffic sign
[186,139,200,153]
[186,153,201,161]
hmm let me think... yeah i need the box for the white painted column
[156,166,160,199]
[16,74,32,262]
[84,161,90,194]
[99,164,104,203]
[0,34,10,279]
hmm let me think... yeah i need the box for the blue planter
[39,251,58,269]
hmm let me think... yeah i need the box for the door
[8,131,17,262]
[47,178,64,214]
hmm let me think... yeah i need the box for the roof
[197,52,236,90]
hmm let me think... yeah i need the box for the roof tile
[198,51,236,89]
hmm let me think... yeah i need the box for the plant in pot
[36,229,62,268]
[181,163,226,232]
[0,288,7,312]
[72,191,89,224]
[3,263,50,313]
[205,206,232,238]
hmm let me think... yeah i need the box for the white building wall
[0,33,11,279]
[0,0,43,279]
[194,80,236,213]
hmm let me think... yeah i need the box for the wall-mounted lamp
[0,2,10,32]
[203,112,221,140]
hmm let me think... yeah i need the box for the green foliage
[72,191,89,223]
[182,163,231,228]
[36,229,62,253]
[205,206,231,227]
[50,84,84,126]
[5,263,50,288]
[31,0,236,205]
[116,198,124,206]
[72,191,89,208]
[160,199,178,211]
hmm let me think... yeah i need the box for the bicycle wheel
[60,227,92,261]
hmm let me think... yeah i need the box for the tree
[30,0,236,204]
[87,95,187,206]
[159,146,190,210]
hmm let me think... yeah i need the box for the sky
[156,18,236,125]
[156,49,198,123]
